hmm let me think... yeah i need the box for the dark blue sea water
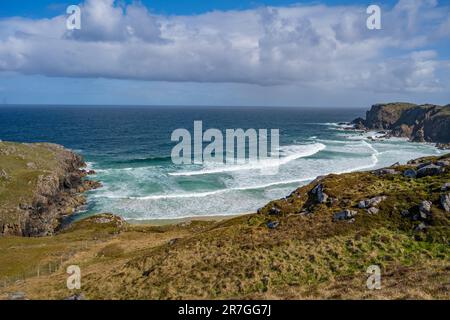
[0,106,441,220]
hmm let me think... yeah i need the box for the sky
[0,0,449,107]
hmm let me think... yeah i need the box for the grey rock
[417,164,445,178]
[65,293,85,300]
[440,194,450,212]
[403,168,417,178]
[414,223,427,232]
[416,162,432,170]
[311,183,328,204]
[268,206,281,215]
[436,160,449,167]
[358,196,387,209]
[333,209,357,222]
[8,292,26,300]
[367,207,380,215]
[358,200,367,209]
[267,221,280,229]
[401,209,410,217]
[441,182,450,191]
[418,200,432,220]
[26,162,37,169]
[373,168,400,176]
[369,196,387,207]
[0,169,10,180]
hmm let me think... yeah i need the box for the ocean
[0,106,442,220]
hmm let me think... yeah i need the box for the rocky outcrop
[417,164,445,178]
[0,142,101,237]
[441,194,450,212]
[310,183,329,204]
[333,209,357,222]
[352,103,450,144]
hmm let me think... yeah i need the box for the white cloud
[0,0,449,93]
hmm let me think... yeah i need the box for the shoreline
[125,212,252,226]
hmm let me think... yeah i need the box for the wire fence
[0,239,97,291]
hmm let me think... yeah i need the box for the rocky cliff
[352,103,450,144]
[0,142,100,237]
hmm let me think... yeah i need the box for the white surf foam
[93,177,316,200]
[169,143,326,177]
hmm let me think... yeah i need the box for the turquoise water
[0,106,441,220]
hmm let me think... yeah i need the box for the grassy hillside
[0,153,449,300]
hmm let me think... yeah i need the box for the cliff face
[353,103,450,143]
[0,142,100,237]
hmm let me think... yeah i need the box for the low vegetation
[0,149,448,299]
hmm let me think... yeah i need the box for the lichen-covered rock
[367,207,380,215]
[268,206,281,215]
[373,168,400,176]
[417,164,445,178]
[440,194,450,212]
[403,168,417,178]
[436,160,449,167]
[267,221,280,229]
[441,182,450,191]
[358,196,387,209]
[333,209,357,222]
[311,183,328,204]
[418,200,432,220]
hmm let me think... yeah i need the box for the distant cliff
[0,142,100,237]
[352,103,450,145]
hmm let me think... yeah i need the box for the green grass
[0,151,449,300]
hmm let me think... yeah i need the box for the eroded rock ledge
[0,142,101,237]
[351,102,450,147]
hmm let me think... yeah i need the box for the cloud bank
[0,0,449,94]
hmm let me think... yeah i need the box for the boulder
[268,206,281,216]
[65,293,85,300]
[401,209,410,217]
[414,223,427,232]
[358,200,367,209]
[417,164,445,178]
[311,184,328,204]
[441,182,450,191]
[436,160,449,167]
[436,143,450,150]
[418,200,432,220]
[333,209,357,222]
[367,207,380,215]
[440,194,450,212]
[0,169,10,180]
[8,292,26,300]
[373,168,400,176]
[351,117,366,130]
[267,221,280,229]
[416,162,432,169]
[403,168,417,178]
[358,196,387,209]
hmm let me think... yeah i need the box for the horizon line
[0,103,391,109]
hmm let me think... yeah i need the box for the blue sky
[0,0,400,17]
[0,0,449,107]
